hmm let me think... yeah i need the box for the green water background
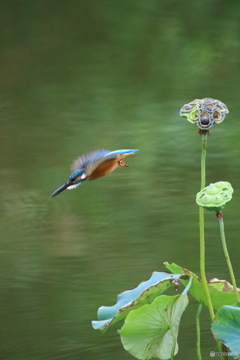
[1,1,240,359]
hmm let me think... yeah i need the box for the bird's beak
[50,183,69,198]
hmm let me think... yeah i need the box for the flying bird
[50,149,139,198]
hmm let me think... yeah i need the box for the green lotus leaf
[92,271,188,332]
[212,304,240,353]
[119,294,189,360]
[165,263,239,309]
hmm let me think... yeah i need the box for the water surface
[1,1,240,359]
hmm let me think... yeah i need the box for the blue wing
[105,149,139,156]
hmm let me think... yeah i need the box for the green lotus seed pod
[180,98,229,130]
[196,181,233,211]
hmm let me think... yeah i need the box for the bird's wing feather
[83,152,119,177]
[71,149,111,172]
[106,149,139,156]
[84,149,139,177]
[71,149,139,176]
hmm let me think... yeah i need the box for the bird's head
[50,169,86,198]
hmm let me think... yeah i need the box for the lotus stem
[196,303,203,360]
[217,211,240,302]
[199,133,215,321]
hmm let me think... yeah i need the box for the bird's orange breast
[88,159,118,180]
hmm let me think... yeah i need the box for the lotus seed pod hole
[200,116,210,125]
[207,187,218,195]
[213,196,221,204]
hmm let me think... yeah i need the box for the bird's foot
[118,160,129,167]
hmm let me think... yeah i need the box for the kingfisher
[50,149,139,198]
